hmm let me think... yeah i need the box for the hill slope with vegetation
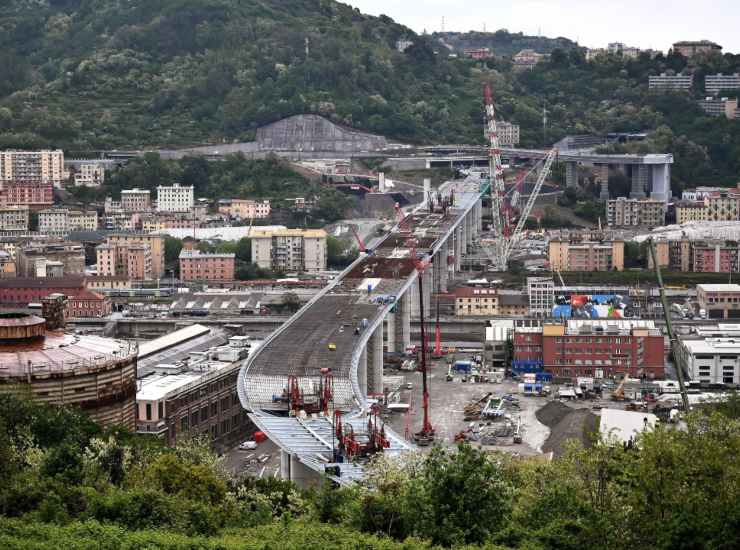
[1,1,740,191]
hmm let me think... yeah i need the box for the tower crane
[483,83,557,271]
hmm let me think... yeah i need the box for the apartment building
[705,73,740,95]
[0,182,53,209]
[73,163,105,187]
[250,229,327,273]
[157,183,193,212]
[15,242,86,278]
[672,40,722,58]
[496,121,520,147]
[548,236,625,272]
[38,209,98,235]
[218,199,271,220]
[650,238,740,274]
[513,320,665,379]
[675,201,709,223]
[69,210,98,231]
[106,233,165,278]
[606,197,665,227]
[96,243,152,281]
[648,73,693,92]
[0,150,65,186]
[0,206,29,231]
[179,250,235,283]
[707,190,740,220]
[121,188,151,212]
[697,284,740,319]
[697,97,738,119]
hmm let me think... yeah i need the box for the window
[158,401,164,420]
[181,416,189,431]
[145,403,152,421]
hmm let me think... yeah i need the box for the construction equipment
[648,238,690,411]
[483,83,557,271]
[333,406,390,459]
[413,253,435,446]
[350,225,370,254]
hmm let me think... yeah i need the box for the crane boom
[484,83,507,272]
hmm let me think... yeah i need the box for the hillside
[1,1,740,192]
[435,30,581,58]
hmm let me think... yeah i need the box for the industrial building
[675,327,740,385]
[250,228,327,273]
[513,319,665,379]
[697,284,740,319]
[0,310,137,429]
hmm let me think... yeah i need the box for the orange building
[179,250,235,283]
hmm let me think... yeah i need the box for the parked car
[238,441,258,451]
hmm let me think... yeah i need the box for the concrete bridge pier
[393,293,411,352]
[630,165,648,198]
[281,451,322,488]
[565,162,578,187]
[423,265,433,314]
[358,347,367,396]
[367,325,383,395]
[455,227,463,271]
[384,311,395,352]
[409,277,420,318]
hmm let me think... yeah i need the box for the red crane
[413,253,435,446]
[350,225,367,254]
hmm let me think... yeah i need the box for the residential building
[0,181,53,209]
[0,150,65,186]
[15,242,85,278]
[705,73,740,95]
[38,209,69,235]
[0,251,15,278]
[157,183,194,213]
[463,47,493,59]
[66,288,112,318]
[548,236,625,272]
[672,40,722,58]
[512,49,548,70]
[121,188,152,212]
[675,201,709,223]
[649,238,740,274]
[527,276,555,317]
[697,284,740,319]
[218,199,271,220]
[69,210,98,231]
[706,189,740,220]
[250,229,327,273]
[96,243,152,281]
[106,233,165,278]
[513,320,665,379]
[73,163,105,187]
[135,333,253,451]
[697,97,738,119]
[648,73,693,92]
[682,186,721,201]
[85,276,132,291]
[676,334,740,385]
[0,206,29,231]
[606,197,665,227]
[496,121,520,147]
[455,287,499,316]
[179,249,235,283]
[497,290,529,316]
[607,42,642,59]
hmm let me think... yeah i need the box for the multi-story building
[606,197,665,227]
[650,238,740,274]
[105,233,165,278]
[697,97,738,119]
[0,251,15,278]
[15,242,85,278]
[527,277,555,317]
[96,243,152,281]
[66,288,112,318]
[681,186,722,201]
[121,188,152,212]
[513,319,665,379]
[496,121,520,147]
[648,73,693,92]
[676,333,740,385]
[179,249,235,283]
[672,40,722,58]
[218,199,271,220]
[69,210,98,231]
[0,276,87,306]
[73,163,105,187]
[705,73,740,95]
[0,206,29,231]
[454,287,528,317]
[706,189,740,220]
[38,209,69,235]
[512,49,548,70]
[0,150,65,186]
[675,201,709,224]
[156,183,194,213]
[548,235,625,272]
[251,229,327,273]
[697,284,740,319]
[0,182,53,209]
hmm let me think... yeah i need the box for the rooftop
[250,228,327,238]
[680,337,740,354]
[697,284,740,292]
[179,249,236,259]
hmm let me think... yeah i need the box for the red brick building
[0,181,54,209]
[179,250,235,283]
[66,288,112,318]
[0,277,112,318]
[513,320,665,379]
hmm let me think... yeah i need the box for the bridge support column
[455,227,463,271]
[596,165,610,200]
[409,277,420,318]
[565,162,578,187]
[358,347,367,397]
[367,325,383,395]
[439,244,449,292]
[650,163,671,203]
[630,165,648,198]
[288,453,322,488]
[394,293,411,352]
[385,311,395,352]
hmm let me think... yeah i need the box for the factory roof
[697,284,740,292]
[137,361,234,401]
[679,337,740,354]
[137,324,211,359]
[0,276,86,289]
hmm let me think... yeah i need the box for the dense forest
[1,392,739,549]
[1,0,740,191]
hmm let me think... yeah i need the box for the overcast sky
[343,0,740,53]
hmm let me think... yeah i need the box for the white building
[156,183,194,213]
[648,73,693,92]
[681,186,722,201]
[38,209,70,235]
[0,150,65,187]
[73,163,105,187]
[676,336,740,385]
[705,73,740,96]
